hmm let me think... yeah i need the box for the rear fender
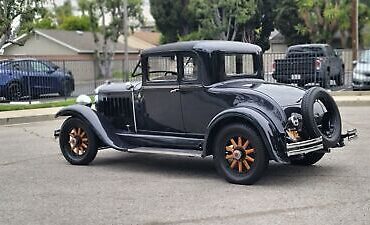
[203,107,288,163]
[55,104,128,150]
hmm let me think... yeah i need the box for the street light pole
[351,0,359,61]
[123,0,129,82]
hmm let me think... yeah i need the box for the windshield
[359,51,370,63]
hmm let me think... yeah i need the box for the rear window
[288,47,325,57]
[219,53,258,78]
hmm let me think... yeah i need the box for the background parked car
[272,44,345,88]
[0,59,74,100]
[353,50,370,90]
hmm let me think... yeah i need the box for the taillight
[272,62,276,72]
[315,58,321,70]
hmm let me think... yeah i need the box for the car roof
[288,44,329,50]
[142,40,262,55]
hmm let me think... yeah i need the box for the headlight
[76,95,92,107]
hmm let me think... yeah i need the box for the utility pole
[123,0,129,82]
[351,0,359,61]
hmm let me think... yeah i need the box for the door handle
[169,88,179,93]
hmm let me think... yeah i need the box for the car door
[28,60,54,96]
[179,52,223,135]
[139,53,185,134]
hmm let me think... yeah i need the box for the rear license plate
[291,74,301,80]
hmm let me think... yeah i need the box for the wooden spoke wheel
[225,136,255,173]
[69,127,89,156]
[59,117,98,165]
[214,124,268,185]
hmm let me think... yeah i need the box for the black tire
[336,67,344,86]
[213,123,268,185]
[320,70,330,89]
[7,82,23,101]
[290,152,325,166]
[59,80,72,97]
[301,87,342,148]
[59,117,98,165]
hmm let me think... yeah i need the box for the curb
[0,114,57,126]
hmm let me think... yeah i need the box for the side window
[30,61,50,72]
[147,55,178,82]
[182,55,198,81]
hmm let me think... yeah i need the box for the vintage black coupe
[54,41,356,184]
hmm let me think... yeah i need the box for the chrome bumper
[286,136,324,157]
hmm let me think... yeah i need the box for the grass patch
[0,98,77,112]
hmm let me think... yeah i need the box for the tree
[53,0,73,25]
[295,0,369,48]
[182,0,274,51]
[88,0,143,78]
[274,0,310,45]
[150,0,197,43]
[59,16,91,31]
[0,0,44,48]
[78,0,90,16]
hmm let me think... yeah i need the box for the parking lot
[0,106,369,225]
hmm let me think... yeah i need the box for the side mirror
[353,60,357,67]
[335,50,342,57]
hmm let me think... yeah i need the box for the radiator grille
[97,96,133,118]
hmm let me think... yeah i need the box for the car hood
[210,79,305,107]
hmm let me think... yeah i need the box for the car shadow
[91,151,339,186]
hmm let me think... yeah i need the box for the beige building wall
[3,33,76,55]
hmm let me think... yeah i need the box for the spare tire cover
[301,87,341,148]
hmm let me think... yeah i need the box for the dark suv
[0,59,74,100]
[55,41,356,185]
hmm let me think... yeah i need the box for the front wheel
[59,117,98,165]
[213,124,268,185]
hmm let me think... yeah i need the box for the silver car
[353,50,370,90]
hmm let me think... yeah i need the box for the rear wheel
[59,117,98,165]
[7,82,22,101]
[59,80,72,97]
[213,124,268,185]
[335,67,345,86]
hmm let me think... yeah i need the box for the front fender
[203,107,288,163]
[55,104,128,150]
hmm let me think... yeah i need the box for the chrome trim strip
[286,136,324,156]
[127,147,202,157]
[131,89,137,133]
[287,137,323,147]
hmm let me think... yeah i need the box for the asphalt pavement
[0,106,369,225]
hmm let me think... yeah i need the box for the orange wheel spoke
[82,138,88,142]
[243,160,250,170]
[225,154,234,159]
[80,132,86,138]
[238,137,242,146]
[245,148,255,155]
[230,138,237,148]
[230,160,237,169]
[246,156,255,163]
[77,128,81,135]
[238,161,243,173]
[225,146,234,152]
[73,147,78,154]
[81,143,88,149]
[242,140,249,149]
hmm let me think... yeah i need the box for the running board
[127,147,203,158]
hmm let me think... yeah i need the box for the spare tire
[301,87,341,148]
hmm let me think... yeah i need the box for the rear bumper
[286,137,324,157]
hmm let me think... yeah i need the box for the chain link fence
[0,49,369,104]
